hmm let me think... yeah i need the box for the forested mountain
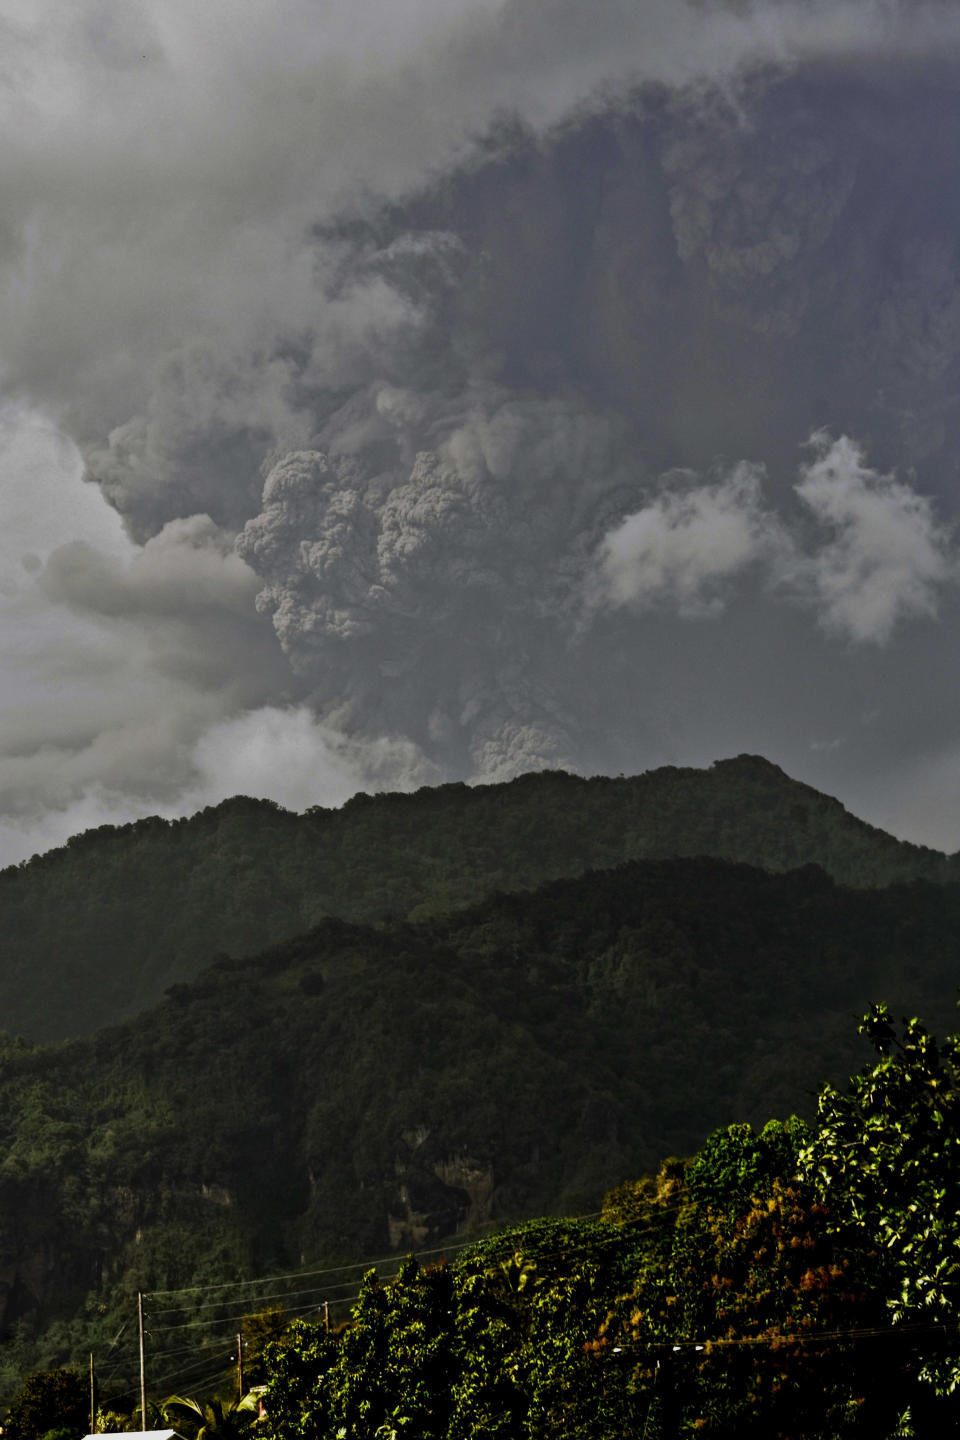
[248,1011,960,1440]
[2,755,956,1041]
[1,853,959,1402]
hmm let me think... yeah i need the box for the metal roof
[81,1432,184,1440]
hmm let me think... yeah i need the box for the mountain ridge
[1,849,959,1398]
[2,754,956,1042]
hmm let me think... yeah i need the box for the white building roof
[81,1432,183,1440]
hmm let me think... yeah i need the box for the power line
[140,1340,236,1366]
[125,1217,960,1417]
[150,1276,371,1317]
[142,1218,712,1384]
[141,1189,924,1407]
[146,1291,366,1337]
[143,1211,607,1301]
[602,1316,960,1359]
[142,1196,714,1344]
[144,1246,467,1300]
[108,1348,235,1409]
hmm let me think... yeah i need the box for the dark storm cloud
[6,0,960,841]
[219,47,960,780]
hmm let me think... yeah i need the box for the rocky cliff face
[388,1138,496,1248]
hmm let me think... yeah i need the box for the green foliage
[0,758,959,1425]
[94,1407,134,1433]
[6,1004,957,1440]
[240,1307,289,1387]
[686,1118,812,1212]
[1,756,955,1043]
[3,1367,87,1440]
[257,1103,934,1440]
[322,1259,458,1439]
[162,1392,258,1440]
[261,1238,642,1440]
[801,1004,960,1396]
[259,1320,340,1440]
[2,855,960,1402]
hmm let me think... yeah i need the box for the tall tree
[3,1368,87,1440]
[162,1392,257,1440]
[800,1005,960,1411]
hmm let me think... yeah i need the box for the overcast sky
[4,0,960,865]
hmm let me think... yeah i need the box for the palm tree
[162,1392,257,1440]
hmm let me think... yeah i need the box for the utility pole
[89,1351,96,1435]
[323,1300,330,1334]
[138,1291,147,1432]
[236,1332,244,1400]
[654,1347,679,1440]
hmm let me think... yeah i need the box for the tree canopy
[252,1012,960,1438]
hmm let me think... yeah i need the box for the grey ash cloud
[234,393,635,777]
[5,0,960,851]
[208,55,960,781]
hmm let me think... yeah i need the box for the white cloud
[794,432,955,644]
[190,705,434,812]
[0,401,131,574]
[0,791,177,870]
[0,433,292,859]
[594,461,787,616]
[0,411,432,865]
[593,433,958,641]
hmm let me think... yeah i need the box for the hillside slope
[1,755,955,1041]
[0,852,958,1398]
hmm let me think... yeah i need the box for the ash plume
[224,53,960,778]
[235,393,636,775]
[7,0,960,827]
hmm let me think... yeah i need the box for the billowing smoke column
[235,394,637,776]
[82,56,960,781]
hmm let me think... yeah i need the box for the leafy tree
[678,1178,894,1437]
[3,1368,87,1440]
[445,1263,527,1439]
[240,1306,289,1387]
[260,1319,339,1440]
[162,1392,257,1440]
[93,1406,135,1433]
[520,1262,641,1440]
[685,1118,811,1212]
[322,1259,458,1440]
[800,1004,960,1404]
[600,1123,906,1438]
[262,1225,645,1440]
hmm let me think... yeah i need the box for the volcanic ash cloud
[236,389,640,778]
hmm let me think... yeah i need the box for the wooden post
[324,1300,330,1334]
[658,1348,679,1440]
[236,1331,244,1400]
[89,1351,96,1435]
[138,1291,147,1432]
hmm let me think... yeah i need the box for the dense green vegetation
[12,1008,958,1438]
[1,761,959,1431]
[3,755,957,1041]
[1,850,960,1410]
[248,1010,960,1437]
